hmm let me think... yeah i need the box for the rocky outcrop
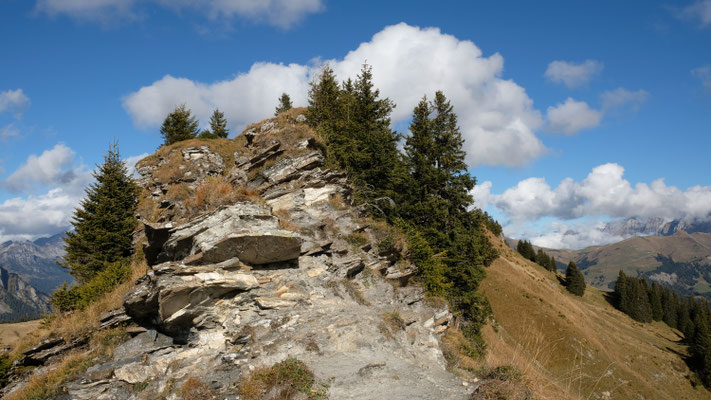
[8,118,474,399]
[143,202,301,266]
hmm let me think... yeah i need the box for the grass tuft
[238,358,327,400]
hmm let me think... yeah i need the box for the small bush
[239,358,326,400]
[51,260,132,312]
[343,232,368,248]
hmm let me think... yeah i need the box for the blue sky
[0,0,710,248]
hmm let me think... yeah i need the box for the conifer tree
[60,143,138,283]
[209,109,229,138]
[649,283,664,321]
[629,279,653,322]
[614,270,630,313]
[161,104,199,145]
[565,261,586,296]
[662,290,679,329]
[548,256,557,272]
[275,93,293,115]
[306,65,341,136]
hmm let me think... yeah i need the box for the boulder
[124,263,259,335]
[143,202,301,266]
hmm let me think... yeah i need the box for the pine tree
[161,104,199,145]
[209,109,229,138]
[614,270,630,313]
[662,290,679,329]
[548,256,557,272]
[565,261,586,296]
[629,279,653,322]
[648,283,664,321]
[275,93,293,115]
[306,65,341,135]
[60,143,138,283]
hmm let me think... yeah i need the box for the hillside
[2,111,708,399]
[0,111,477,399]
[0,267,51,322]
[483,234,711,399]
[539,231,711,295]
[0,233,71,295]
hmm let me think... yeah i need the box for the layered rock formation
[2,116,474,399]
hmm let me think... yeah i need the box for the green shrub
[51,260,132,312]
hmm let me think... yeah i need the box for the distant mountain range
[602,216,711,237]
[0,233,72,295]
[533,231,711,299]
[0,266,51,322]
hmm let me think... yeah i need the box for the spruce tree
[209,109,229,138]
[629,279,653,322]
[160,104,199,145]
[60,143,138,283]
[565,261,586,296]
[614,270,630,313]
[275,93,293,115]
[548,256,557,272]
[306,65,341,135]
[662,290,679,329]
[649,283,664,321]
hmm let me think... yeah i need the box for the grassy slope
[482,234,710,400]
[0,320,42,350]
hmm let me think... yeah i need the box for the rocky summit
[3,115,473,399]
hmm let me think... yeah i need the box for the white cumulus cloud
[516,220,626,250]
[546,98,602,134]
[474,163,711,225]
[0,144,96,242]
[35,0,323,28]
[0,89,30,117]
[544,60,603,88]
[0,188,80,243]
[124,23,546,167]
[124,152,150,177]
[1,143,91,194]
[123,63,311,133]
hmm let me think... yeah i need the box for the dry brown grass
[10,260,148,360]
[379,310,405,339]
[3,351,92,400]
[183,176,263,218]
[328,193,348,210]
[480,233,711,400]
[241,108,325,151]
[441,328,481,373]
[273,208,300,232]
[0,320,42,351]
[180,376,215,399]
[139,138,247,170]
